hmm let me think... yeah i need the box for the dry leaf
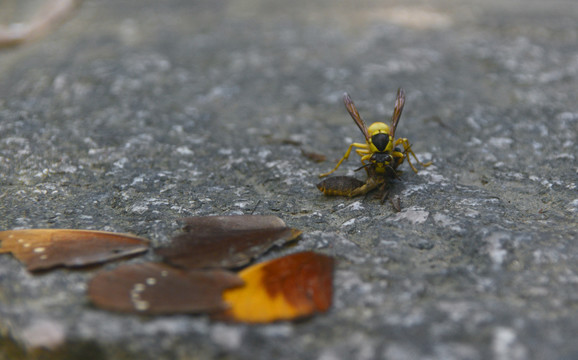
[0,229,149,271]
[88,262,243,314]
[157,215,301,269]
[214,251,334,323]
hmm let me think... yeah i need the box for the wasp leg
[373,181,401,211]
[356,149,371,162]
[358,152,374,175]
[319,142,369,178]
[348,175,385,197]
[389,196,401,212]
[394,138,432,173]
[379,181,391,204]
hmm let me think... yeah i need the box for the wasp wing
[389,88,405,138]
[343,93,370,142]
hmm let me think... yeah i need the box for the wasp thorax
[367,122,391,152]
[367,122,389,134]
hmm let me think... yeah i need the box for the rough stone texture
[1,0,577,359]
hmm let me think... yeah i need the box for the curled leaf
[88,262,243,314]
[157,215,302,269]
[0,229,149,271]
[215,251,334,323]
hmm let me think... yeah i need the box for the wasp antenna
[354,163,372,172]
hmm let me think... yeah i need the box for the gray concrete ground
[0,0,577,359]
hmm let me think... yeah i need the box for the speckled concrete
[1,0,577,359]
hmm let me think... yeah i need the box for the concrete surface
[0,0,577,359]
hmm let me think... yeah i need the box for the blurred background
[1,0,577,359]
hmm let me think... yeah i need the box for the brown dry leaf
[156,215,302,269]
[88,262,243,314]
[0,229,149,271]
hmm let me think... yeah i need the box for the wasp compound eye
[371,133,389,152]
[371,152,393,164]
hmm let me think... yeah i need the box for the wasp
[318,88,431,198]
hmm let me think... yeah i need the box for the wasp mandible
[319,88,431,179]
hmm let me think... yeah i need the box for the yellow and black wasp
[317,88,431,199]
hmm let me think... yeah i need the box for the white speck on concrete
[255,323,294,338]
[566,199,578,213]
[346,201,364,211]
[210,323,244,350]
[258,148,271,160]
[483,232,509,267]
[175,146,194,155]
[21,319,66,350]
[433,212,463,232]
[234,201,251,209]
[492,327,527,360]
[464,209,480,218]
[553,153,574,160]
[416,152,433,162]
[389,206,429,224]
[466,116,482,131]
[418,168,445,183]
[113,157,128,168]
[131,176,144,186]
[402,184,426,197]
[60,165,77,173]
[488,137,513,148]
[130,203,149,214]
[466,137,483,146]
[222,158,244,170]
[342,218,356,227]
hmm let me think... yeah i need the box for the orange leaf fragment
[0,229,149,271]
[88,263,243,314]
[215,251,334,323]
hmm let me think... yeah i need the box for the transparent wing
[343,93,370,142]
[389,88,405,138]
